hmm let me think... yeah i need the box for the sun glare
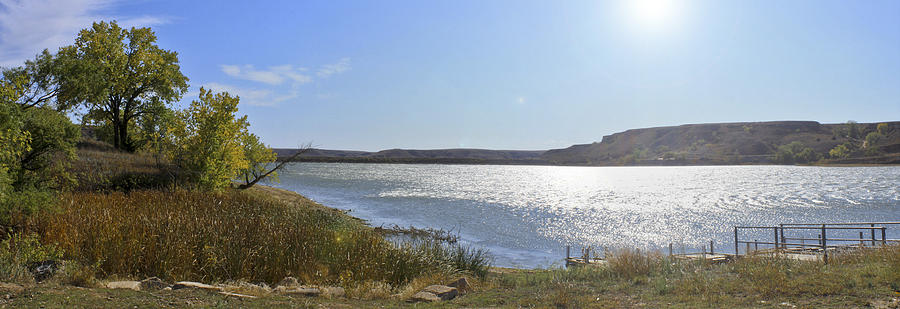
[625,0,682,33]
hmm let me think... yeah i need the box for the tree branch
[237,144,311,190]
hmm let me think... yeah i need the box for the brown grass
[37,189,463,286]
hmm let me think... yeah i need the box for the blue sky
[2,0,898,150]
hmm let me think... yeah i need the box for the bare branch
[238,143,312,190]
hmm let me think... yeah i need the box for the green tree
[876,123,889,135]
[169,89,249,190]
[0,72,71,229]
[57,21,188,151]
[829,144,851,159]
[846,120,860,139]
[0,98,29,203]
[13,107,79,190]
[864,131,883,156]
[237,131,277,187]
[775,142,818,164]
[1,51,67,111]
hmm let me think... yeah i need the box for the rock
[27,260,59,282]
[278,286,321,296]
[320,286,345,298]
[408,291,441,302]
[277,277,299,288]
[107,281,141,291]
[140,277,169,290]
[447,277,470,293]
[421,285,458,301]
[172,281,223,291]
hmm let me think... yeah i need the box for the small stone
[172,281,223,291]
[277,277,299,288]
[107,281,141,291]
[140,277,169,290]
[408,291,441,302]
[447,277,470,293]
[422,285,458,301]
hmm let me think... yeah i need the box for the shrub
[0,233,63,282]
[829,143,851,159]
[775,141,819,164]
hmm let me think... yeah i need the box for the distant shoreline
[278,156,900,167]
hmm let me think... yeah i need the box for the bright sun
[625,0,682,33]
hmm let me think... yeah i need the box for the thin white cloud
[219,64,312,85]
[0,0,167,67]
[213,58,350,107]
[201,82,299,107]
[316,57,351,78]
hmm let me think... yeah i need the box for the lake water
[272,163,899,268]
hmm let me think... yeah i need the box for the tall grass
[37,189,483,286]
[71,140,177,192]
[478,245,900,308]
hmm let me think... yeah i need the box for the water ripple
[274,164,900,268]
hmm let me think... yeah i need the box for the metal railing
[734,222,900,263]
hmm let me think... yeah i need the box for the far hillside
[542,121,900,165]
[275,121,899,166]
[274,148,548,164]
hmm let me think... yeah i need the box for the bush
[775,142,820,164]
[0,233,63,282]
[829,143,851,159]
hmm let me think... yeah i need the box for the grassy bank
[3,244,898,308]
[0,140,490,302]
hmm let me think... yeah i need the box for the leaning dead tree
[238,144,311,189]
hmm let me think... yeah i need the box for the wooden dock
[564,221,900,267]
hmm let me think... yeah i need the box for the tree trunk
[112,119,121,149]
[115,119,132,152]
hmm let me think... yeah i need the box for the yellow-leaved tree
[169,88,250,190]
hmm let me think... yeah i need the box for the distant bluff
[541,121,900,165]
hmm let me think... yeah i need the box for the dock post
[774,227,779,250]
[780,224,785,249]
[871,223,876,246]
[859,232,864,247]
[734,227,739,256]
[669,243,673,257]
[821,224,828,264]
[566,245,570,259]
[710,240,714,255]
[754,240,758,252]
[882,227,887,246]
